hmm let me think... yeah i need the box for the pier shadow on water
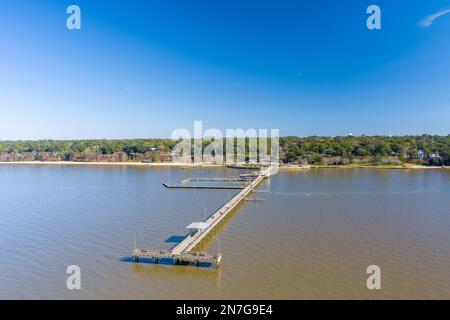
[120,257,214,269]
[164,235,186,244]
[166,234,190,250]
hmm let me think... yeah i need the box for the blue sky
[0,0,449,139]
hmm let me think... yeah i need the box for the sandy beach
[0,161,446,170]
[0,161,225,168]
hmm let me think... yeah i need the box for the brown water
[0,165,449,299]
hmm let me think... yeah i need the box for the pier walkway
[132,166,275,267]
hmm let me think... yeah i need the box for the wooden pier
[180,177,249,183]
[132,249,221,266]
[132,166,275,267]
[162,183,245,190]
[163,177,252,189]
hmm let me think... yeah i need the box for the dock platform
[162,183,245,189]
[132,248,221,265]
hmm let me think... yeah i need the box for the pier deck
[162,183,245,190]
[181,177,249,183]
[132,248,221,265]
[172,174,265,254]
[132,166,275,267]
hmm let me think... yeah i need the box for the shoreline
[0,161,224,168]
[0,161,446,170]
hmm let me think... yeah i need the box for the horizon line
[1,133,449,142]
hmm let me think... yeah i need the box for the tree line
[279,135,449,166]
[0,135,449,166]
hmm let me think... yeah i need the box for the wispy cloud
[420,9,450,27]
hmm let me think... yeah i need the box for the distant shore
[309,164,446,170]
[0,161,446,170]
[0,161,222,168]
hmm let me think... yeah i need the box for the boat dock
[162,183,245,190]
[162,176,253,189]
[132,166,275,267]
[180,177,250,183]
